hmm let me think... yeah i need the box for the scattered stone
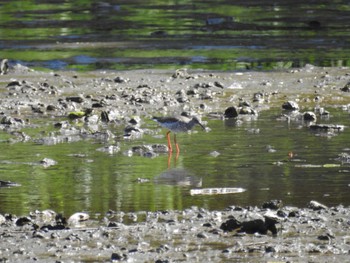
[239,106,257,115]
[224,106,238,118]
[0,180,20,187]
[209,151,220,157]
[303,111,317,121]
[0,214,5,224]
[340,81,350,92]
[66,96,84,103]
[40,158,57,167]
[308,200,328,210]
[0,59,9,75]
[15,217,32,226]
[309,124,345,132]
[282,101,299,111]
[262,200,283,210]
[67,212,89,226]
[96,145,120,155]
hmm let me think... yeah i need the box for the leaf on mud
[323,164,341,168]
[68,111,86,119]
[295,164,341,168]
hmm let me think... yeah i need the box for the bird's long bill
[198,122,205,130]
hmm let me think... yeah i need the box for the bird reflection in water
[154,167,202,188]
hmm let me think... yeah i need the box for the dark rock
[66,96,84,103]
[288,210,300,217]
[114,76,128,83]
[224,106,238,118]
[16,217,32,226]
[108,221,118,227]
[276,210,287,217]
[0,180,20,187]
[197,232,208,238]
[220,218,241,232]
[6,80,23,88]
[241,219,267,234]
[309,124,345,132]
[265,246,276,253]
[340,81,350,92]
[0,116,25,127]
[92,102,104,108]
[214,81,225,88]
[263,215,278,235]
[303,111,317,121]
[282,101,299,111]
[262,200,283,210]
[239,106,257,115]
[111,252,126,261]
[100,110,119,123]
[46,105,57,111]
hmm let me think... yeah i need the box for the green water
[0,108,349,216]
[0,0,350,70]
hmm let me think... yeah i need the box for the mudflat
[0,63,350,262]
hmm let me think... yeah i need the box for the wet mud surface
[1,201,350,262]
[1,63,350,262]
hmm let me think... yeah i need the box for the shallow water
[0,107,349,216]
[1,1,350,71]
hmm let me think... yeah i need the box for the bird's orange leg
[174,134,180,154]
[166,131,173,152]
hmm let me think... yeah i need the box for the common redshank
[152,116,205,153]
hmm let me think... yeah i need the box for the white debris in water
[190,187,246,196]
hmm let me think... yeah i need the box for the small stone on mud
[303,111,317,121]
[308,200,328,210]
[209,151,220,157]
[40,158,57,167]
[282,101,299,111]
[224,106,238,118]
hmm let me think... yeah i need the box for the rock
[309,124,345,132]
[85,114,99,124]
[40,158,57,167]
[0,116,26,127]
[0,59,9,75]
[114,76,129,83]
[67,212,89,226]
[0,214,6,224]
[262,200,283,210]
[253,92,264,102]
[308,200,328,210]
[124,126,144,139]
[303,111,317,121]
[220,218,241,232]
[111,252,126,261]
[0,180,20,187]
[209,151,220,157]
[282,101,299,111]
[16,217,32,226]
[224,106,238,118]
[340,81,350,92]
[66,96,84,103]
[214,81,225,88]
[100,110,120,123]
[239,106,257,115]
[96,145,120,155]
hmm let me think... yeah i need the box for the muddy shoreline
[1,63,350,262]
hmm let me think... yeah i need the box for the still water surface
[0,0,350,70]
[0,108,349,216]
